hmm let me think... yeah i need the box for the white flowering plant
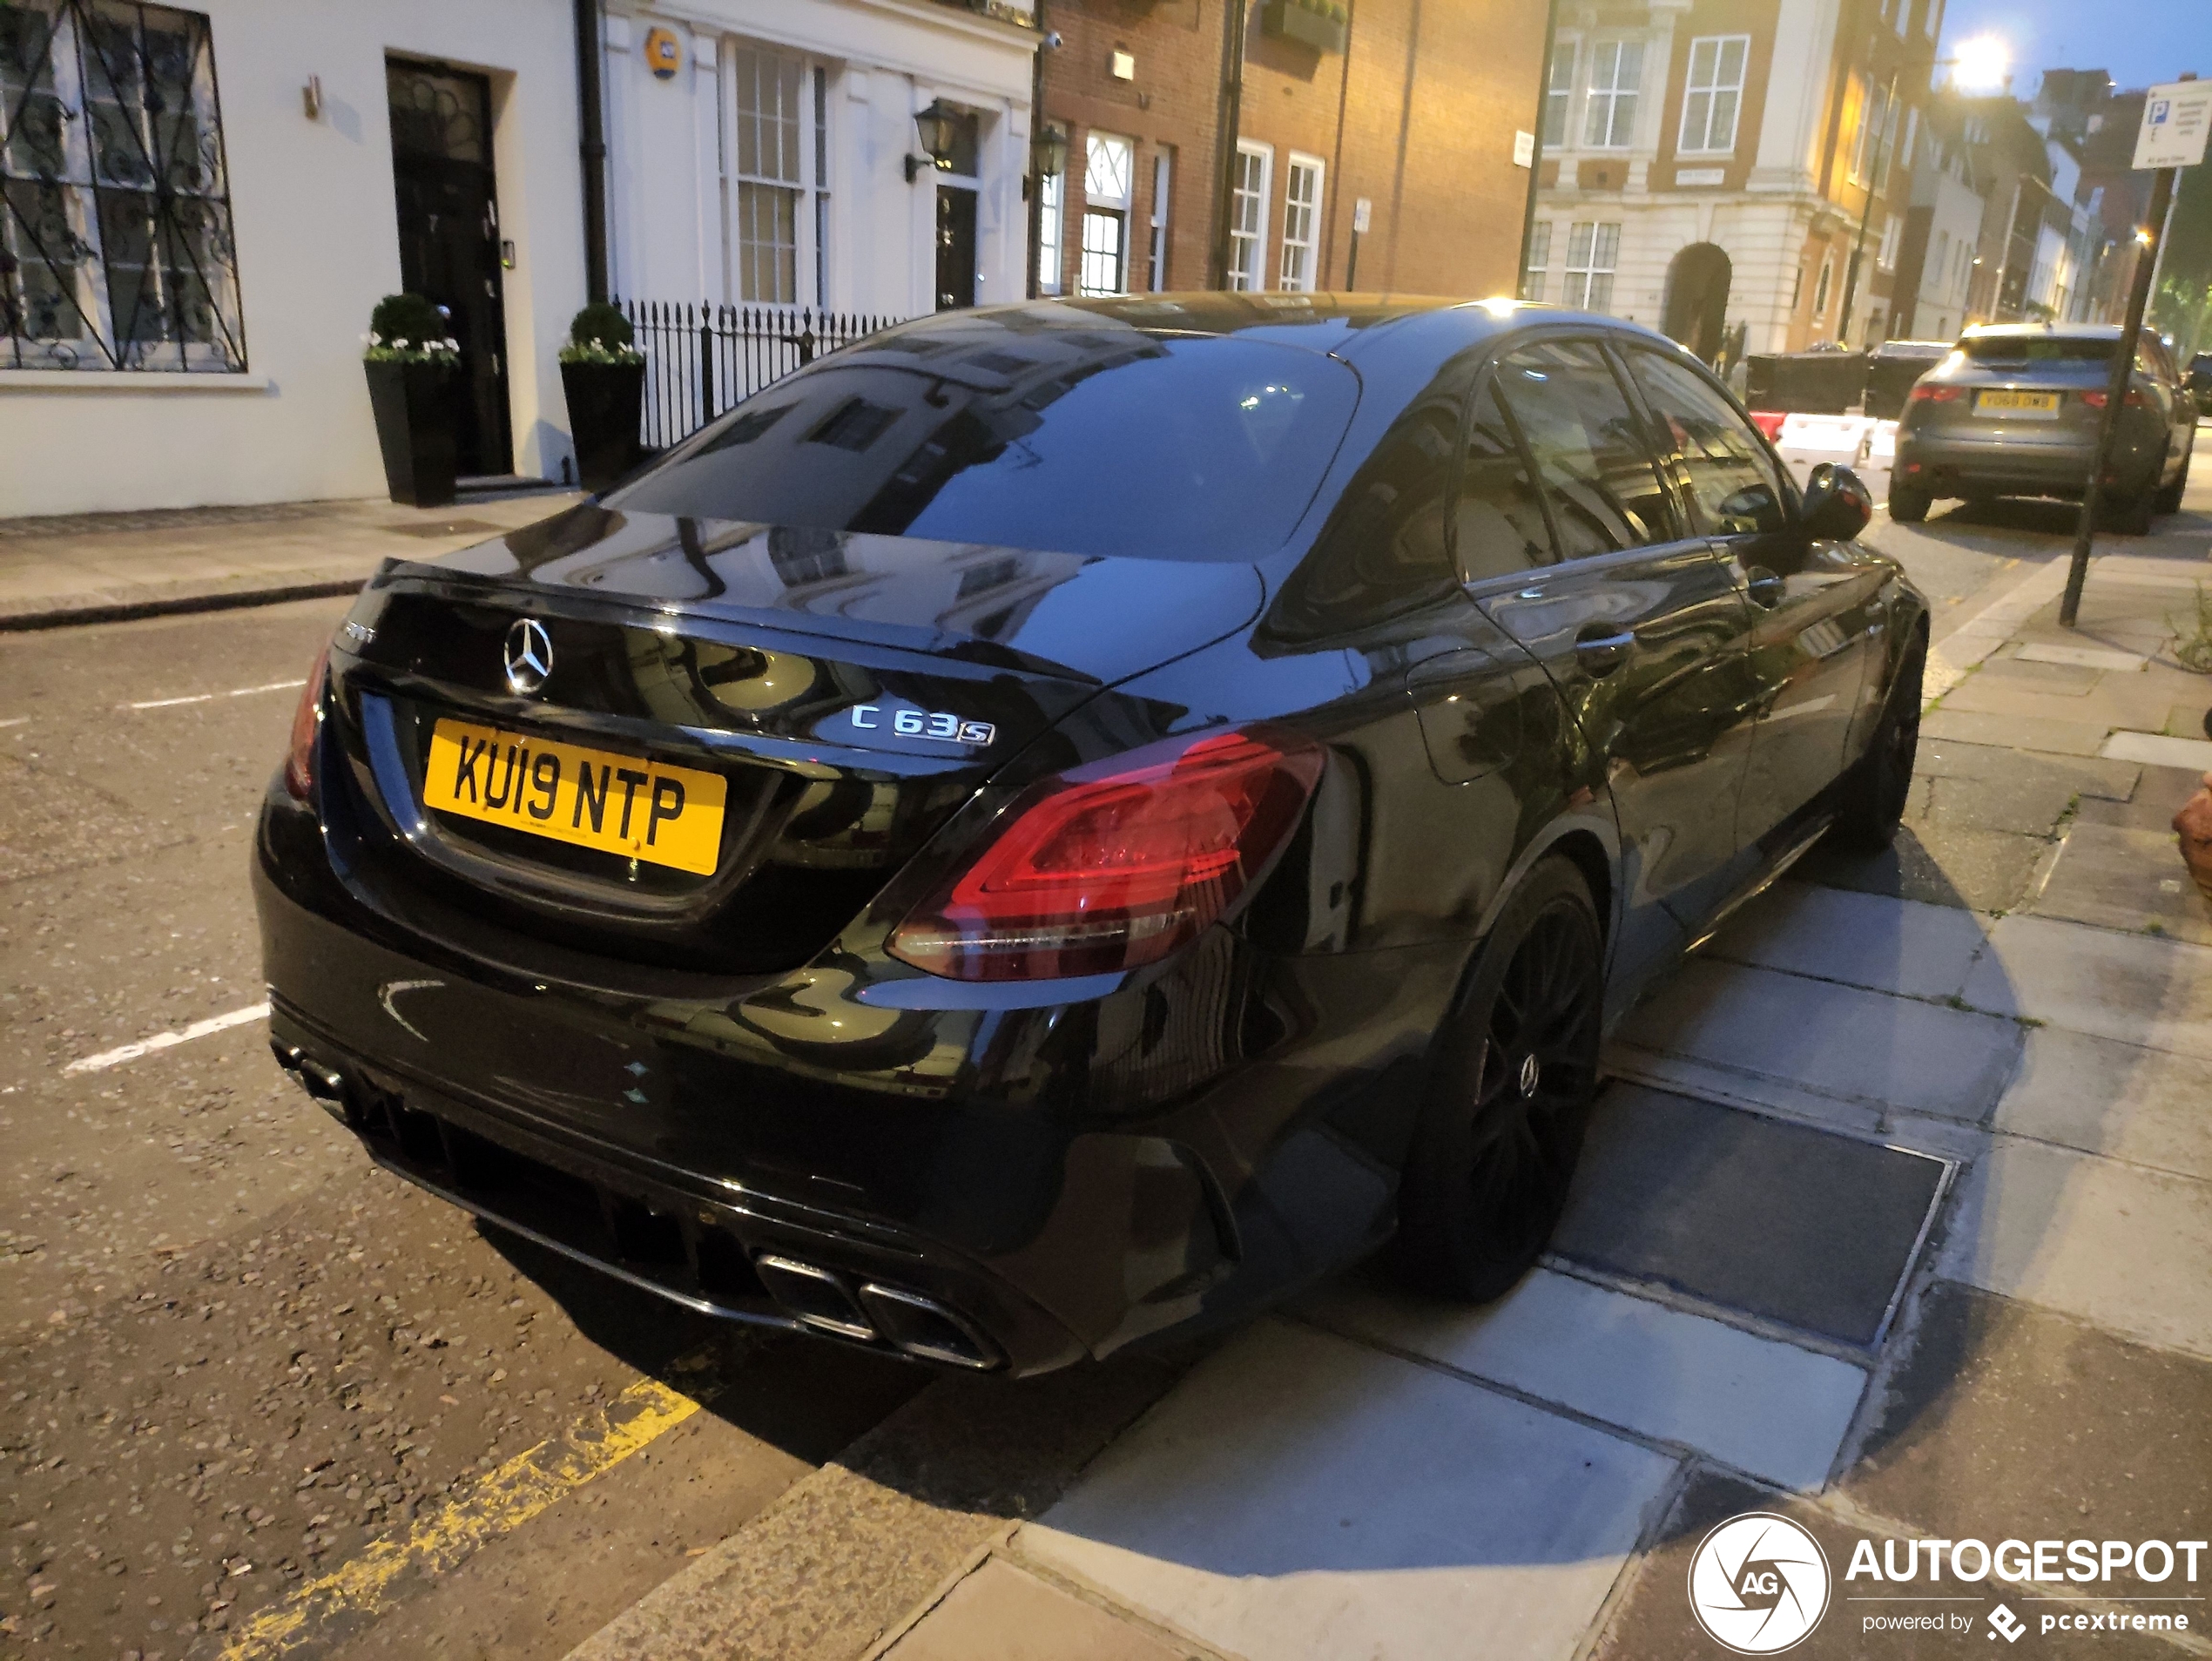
[560,301,644,366]
[364,294,460,364]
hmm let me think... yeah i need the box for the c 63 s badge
[852,705,996,747]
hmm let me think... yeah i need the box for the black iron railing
[620,300,901,451]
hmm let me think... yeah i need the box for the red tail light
[284,645,330,800]
[1908,384,1964,402]
[888,727,1325,982]
[2078,388,2150,408]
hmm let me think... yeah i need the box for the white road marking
[63,1002,271,1075]
[125,679,303,712]
[0,716,27,728]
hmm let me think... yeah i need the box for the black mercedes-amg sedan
[256,294,1925,1376]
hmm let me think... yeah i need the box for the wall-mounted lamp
[906,98,960,183]
[301,74,322,120]
[1030,125,1069,179]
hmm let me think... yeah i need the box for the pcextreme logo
[1687,1512,1832,1653]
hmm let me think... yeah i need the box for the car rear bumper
[1896,429,2162,498]
[253,779,1462,1374]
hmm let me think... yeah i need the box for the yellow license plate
[422,719,726,875]
[1976,389,2061,417]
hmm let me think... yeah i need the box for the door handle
[1743,564,1785,608]
[1574,625,1635,677]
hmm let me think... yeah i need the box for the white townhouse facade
[0,0,1037,519]
[1528,0,1944,361]
[598,0,1036,321]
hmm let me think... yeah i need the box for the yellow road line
[220,1355,721,1661]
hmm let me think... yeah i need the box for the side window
[1455,381,1554,582]
[1491,340,1676,557]
[1266,377,1464,637]
[1626,348,1790,536]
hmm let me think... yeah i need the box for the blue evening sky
[1939,0,2212,97]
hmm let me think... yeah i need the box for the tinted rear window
[611,333,1359,563]
[1960,336,2115,365]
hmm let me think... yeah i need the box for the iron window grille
[1,0,245,371]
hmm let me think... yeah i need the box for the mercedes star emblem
[503,618,554,695]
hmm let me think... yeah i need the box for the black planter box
[562,361,646,492]
[1262,0,1346,53]
[363,359,458,508]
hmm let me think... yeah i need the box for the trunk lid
[320,512,1263,979]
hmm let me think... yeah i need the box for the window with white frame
[1562,221,1619,311]
[1080,132,1134,296]
[1542,43,1576,148]
[728,44,826,306]
[1791,261,1804,309]
[1583,40,1643,150]
[0,1,246,371]
[1923,0,1941,38]
[1228,141,1271,292]
[1523,219,1553,301]
[1037,161,1064,294]
[1878,213,1901,270]
[1147,149,1171,290]
[1850,77,1894,186]
[1677,36,1748,154]
[1813,253,1834,320]
[1931,228,1950,294]
[1899,105,1919,170]
[1279,153,1323,291]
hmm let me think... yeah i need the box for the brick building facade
[1034,0,1548,300]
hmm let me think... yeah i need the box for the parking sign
[2134,80,2212,170]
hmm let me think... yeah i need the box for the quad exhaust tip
[271,1041,347,1117]
[754,1253,1001,1370]
[267,1053,1004,1370]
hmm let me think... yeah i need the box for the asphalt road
[0,492,2159,1659]
[0,598,923,1661]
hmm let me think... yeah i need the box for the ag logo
[1687,1512,1831,1653]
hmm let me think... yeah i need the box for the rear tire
[1887,484,1932,523]
[1394,858,1603,1303]
[1831,631,1925,851]
[2111,489,2156,537]
[2155,449,2190,515]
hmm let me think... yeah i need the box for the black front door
[387,59,511,476]
[935,186,977,311]
[1474,338,1759,1003]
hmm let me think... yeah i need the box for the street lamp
[906,99,961,183]
[1837,37,2010,344]
[1031,125,1069,180]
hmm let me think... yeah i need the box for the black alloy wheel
[1395,858,1603,1303]
[1832,631,1925,850]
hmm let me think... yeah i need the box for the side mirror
[1801,462,1873,542]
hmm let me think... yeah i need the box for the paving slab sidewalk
[548,530,2212,1658]
[0,488,579,627]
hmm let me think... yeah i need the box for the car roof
[870,293,1690,369]
[1959,322,2123,341]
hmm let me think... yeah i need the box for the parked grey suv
[1890,324,2195,532]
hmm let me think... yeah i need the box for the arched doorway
[1662,243,1732,364]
